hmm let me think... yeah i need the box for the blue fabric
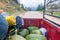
[1,12,10,17]
[16,16,22,28]
[45,32,47,37]
[0,14,8,40]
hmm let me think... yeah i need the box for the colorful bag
[5,15,16,26]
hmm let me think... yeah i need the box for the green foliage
[46,12,60,16]
[0,0,24,14]
[21,4,25,10]
[20,4,31,11]
[36,4,44,11]
[50,4,58,9]
[15,4,20,11]
[24,7,31,11]
[54,12,60,16]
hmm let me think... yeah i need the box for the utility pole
[43,0,46,18]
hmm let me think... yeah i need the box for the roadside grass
[9,11,16,15]
[9,10,24,15]
[54,12,60,16]
[45,12,60,17]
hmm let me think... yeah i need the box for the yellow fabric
[5,15,16,26]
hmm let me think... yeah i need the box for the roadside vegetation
[36,4,60,17]
[0,0,31,15]
[54,12,60,16]
[36,4,44,11]
[45,11,60,17]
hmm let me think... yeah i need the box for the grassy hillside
[0,0,23,14]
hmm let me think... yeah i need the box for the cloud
[19,0,44,7]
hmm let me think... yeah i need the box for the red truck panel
[23,18,41,28]
[23,18,60,40]
[41,19,60,40]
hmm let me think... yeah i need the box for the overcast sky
[18,0,44,7]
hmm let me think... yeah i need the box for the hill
[0,0,22,14]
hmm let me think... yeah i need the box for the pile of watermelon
[19,29,29,37]
[26,34,47,40]
[6,26,47,40]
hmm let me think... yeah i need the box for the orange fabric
[0,9,3,14]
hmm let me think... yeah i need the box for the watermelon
[26,34,47,40]
[27,26,39,33]
[6,35,26,40]
[31,30,42,35]
[19,29,29,37]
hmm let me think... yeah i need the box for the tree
[24,7,31,11]
[20,4,31,11]
[13,0,18,4]
[21,4,25,10]
[36,4,44,11]
[50,4,58,9]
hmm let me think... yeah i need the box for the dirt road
[22,11,43,18]
[17,11,60,25]
[16,11,42,18]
